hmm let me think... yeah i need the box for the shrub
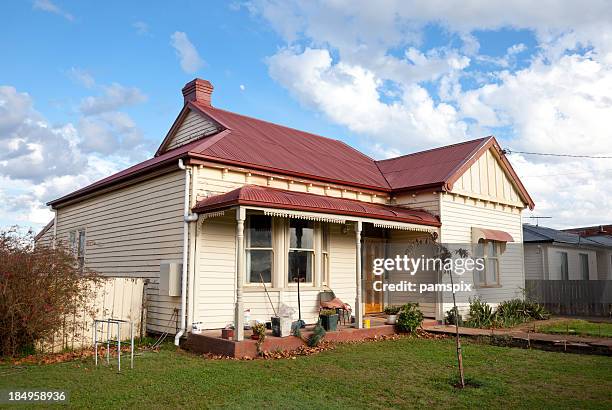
[384,305,401,315]
[252,322,267,355]
[466,298,496,328]
[395,303,424,333]
[307,323,326,347]
[445,307,463,326]
[0,228,98,357]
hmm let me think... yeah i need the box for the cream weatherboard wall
[53,170,185,334]
[437,148,527,316]
[190,165,370,330]
[164,109,220,152]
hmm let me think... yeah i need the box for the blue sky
[1,1,612,230]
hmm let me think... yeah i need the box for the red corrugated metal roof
[192,185,440,226]
[189,102,391,190]
[376,137,490,191]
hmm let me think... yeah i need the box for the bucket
[363,319,370,329]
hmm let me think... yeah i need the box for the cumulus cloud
[250,0,612,227]
[133,21,150,36]
[170,31,205,73]
[0,82,151,230]
[80,83,147,115]
[33,0,74,21]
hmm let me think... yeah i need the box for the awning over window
[472,227,514,243]
[193,185,441,227]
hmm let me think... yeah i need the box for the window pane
[486,259,498,284]
[557,252,569,280]
[289,220,314,249]
[322,253,329,284]
[247,215,272,248]
[247,250,272,283]
[580,254,589,280]
[78,230,86,257]
[321,224,329,252]
[486,241,495,257]
[288,250,313,283]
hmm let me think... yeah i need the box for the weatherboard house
[39,79,535,341]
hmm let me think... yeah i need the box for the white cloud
[251,0,612,228]
[68,67,96,88]
[240,84,246,91]
[0,83,152,231]
[170,31,205,73]
[80,83,147,115]
[33,0,74,21]
[133,21,150,36]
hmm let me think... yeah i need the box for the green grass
[537,320,612,338]
[1,338,611,409]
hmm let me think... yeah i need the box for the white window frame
[476,239,501,287]
[579,253,589,280]
[556,251,569,280]
[287,219,315,286]
[321,223,330,286]
[245,214,274,286]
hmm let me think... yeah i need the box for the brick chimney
[182,78,213,106]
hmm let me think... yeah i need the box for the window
[246,215,273,284]
[556,251,569,280]
[475,239,500,286]
[579,253,589,280]
[321,223,329,284]
[288,219,314,284]
[69,229,86,272]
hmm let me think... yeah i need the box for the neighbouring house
[38,78,535,341]
[564,225,612,279]
[523,224,612,280]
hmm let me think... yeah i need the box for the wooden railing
[525,280,612,317]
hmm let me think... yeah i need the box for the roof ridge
[376,136,490,164]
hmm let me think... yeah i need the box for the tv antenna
[526,216,552,226]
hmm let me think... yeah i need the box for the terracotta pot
[221,329,234,339]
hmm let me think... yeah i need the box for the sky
[1,0,611,232]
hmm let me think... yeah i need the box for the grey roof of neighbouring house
[585,235,612,247]
[523,224,609,248]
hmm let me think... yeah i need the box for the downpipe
[175,159,198,346]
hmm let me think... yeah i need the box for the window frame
[579,253,589,280]
[245,214,274,286]
[287,219,315,286]
[321,223,330,285]
[476,239,501,287]
[556,251,569,280]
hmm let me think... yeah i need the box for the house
[564,225,612,280]
[523,224,612,280]
[39,78,534,342]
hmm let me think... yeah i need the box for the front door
[363,238,386,313]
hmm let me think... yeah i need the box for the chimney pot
[182,78,213,106]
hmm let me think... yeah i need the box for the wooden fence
[39,277,146,353]
[525,280,612,317]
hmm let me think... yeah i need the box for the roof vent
[182,78,213,106]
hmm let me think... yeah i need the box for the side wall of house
[524,244,545,280]
[546,245,598,280]
[54,170,185,334]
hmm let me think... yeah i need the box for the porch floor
[185,315,436,358]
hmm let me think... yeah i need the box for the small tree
[0,228,98,357]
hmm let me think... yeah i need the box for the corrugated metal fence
[39,278,146,353]
[525,280,612,317]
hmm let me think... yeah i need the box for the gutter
[175,159,198,346]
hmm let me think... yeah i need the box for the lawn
[537,319,612,338]
[1,337,610,409]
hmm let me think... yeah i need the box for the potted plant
[319,309,339,331]
[251,322,266,340]
[384,305,401,325]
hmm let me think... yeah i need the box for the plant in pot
[251,322,266,340]
[384,305,401,324]
[319,309,339,331]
